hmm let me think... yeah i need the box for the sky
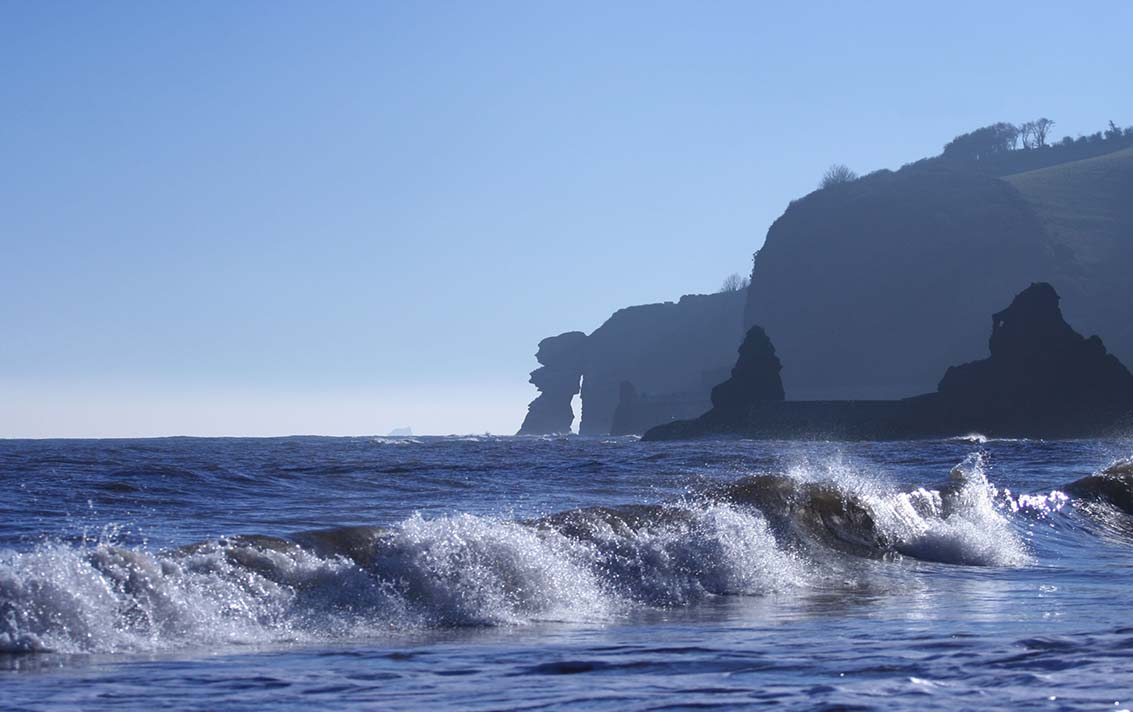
[3,1,1132,437]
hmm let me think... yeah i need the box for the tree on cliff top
[1032,118,1054,147]
[943,122,1019,160]
[719,273,750,292]
[819,164,857,189]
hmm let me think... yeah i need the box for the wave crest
[1,454,1050,655]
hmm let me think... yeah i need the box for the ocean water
[2,435,1133,710]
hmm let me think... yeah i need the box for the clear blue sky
[3,1,1131,437]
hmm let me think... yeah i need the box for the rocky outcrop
[640,325,788,439]
[519,289,747,436]
[740,148,1133,404]
[608,380,722,436]
[579,290,746,435]
[1007,147,1133,370]
[708,326,785,415]
[744,166,1060,401]
[917,282,1133,436]
[516,331,587,435]
[645,283,1133,441]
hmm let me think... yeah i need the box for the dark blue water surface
[2,435,1133,710]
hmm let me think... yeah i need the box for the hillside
[516,134,1133,430]
[1007,148,1133,367]
[744,166,1060,400]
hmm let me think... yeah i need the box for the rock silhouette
[709,326,785,415]
[739,147,1133,404]
[608,380,726,436]
[921,282,1133,436]
[744,167,1058,401]
[525,144,1133,433]
[518,290,746,435]
[516,331,587,435]
[579,291,746,435]
[645,283,1133,441]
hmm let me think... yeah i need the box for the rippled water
[2,435,1133,710]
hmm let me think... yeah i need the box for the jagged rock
[520,289,746,436]
[516,331,587,435]
[745,167,1060,400]
[741,147,1133,402]
[708,326,785,415]
[578,290,746,435]
[645,283,1133,441]
[923,282,1133,434]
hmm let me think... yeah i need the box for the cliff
[1007,147,1133,369]
[745,166,1059,400]
[645,283,1133,441]
[520,138,1133,433]
[516,331,587,435]
[580,290,746,435]
[741,143,1133,402]
[517,290,746,436]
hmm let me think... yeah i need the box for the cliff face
[516,331,587,435]
[743,148,1133,403]
[522,144,1133,434]
[1007,147,1133,369]
[518,289,746,436]
[745,166,1059,400]
[646,283,1133,441]
[579,290,746,435]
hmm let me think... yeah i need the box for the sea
[2,435,1132,710]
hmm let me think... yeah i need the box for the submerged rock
[1064,460,1133,514]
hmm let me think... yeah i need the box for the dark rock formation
[519,290,746,436]
[609,381,640,436]
[579,290,746,435]
[609,380,725,436]
[917,282,1133,436]
[708,326,785,416]
[645,283,1133,441]
[1007,147,1133,370]
[516,331,587,435]
[744,166,1060,401]
[741,148,1133,403]
[1064,460,1133,514]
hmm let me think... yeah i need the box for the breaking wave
[0,453,1101,655]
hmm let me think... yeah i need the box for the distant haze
[2,2,1131,437]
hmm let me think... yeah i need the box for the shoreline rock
[645,283,1133,441]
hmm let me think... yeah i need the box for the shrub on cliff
[819,164,857,189]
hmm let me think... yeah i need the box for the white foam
[865,453,1031,567]
[0,503,804,654]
